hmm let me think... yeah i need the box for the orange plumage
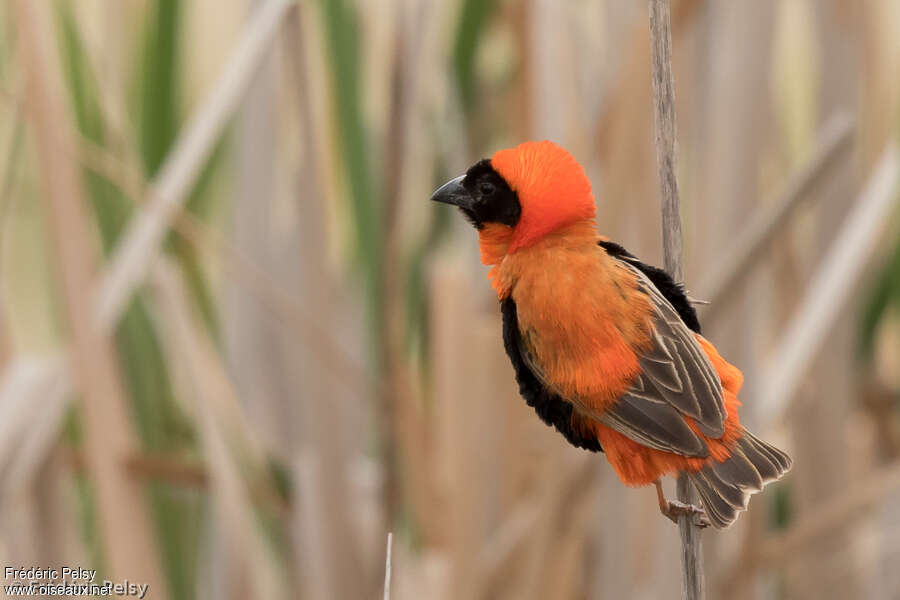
[432,140,791,527]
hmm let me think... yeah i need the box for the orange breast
[490,221,654,413]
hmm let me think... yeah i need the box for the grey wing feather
[601,393,709,456]
[597,263,727,456]
[631,265,726,434]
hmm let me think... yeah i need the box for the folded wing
[597,262,726,457]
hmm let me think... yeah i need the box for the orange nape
[582,334,745,487]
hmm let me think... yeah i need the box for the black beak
[430,175,473,210]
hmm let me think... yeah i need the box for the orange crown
[490,141,596,252]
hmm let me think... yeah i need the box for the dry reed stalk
[470,453,595,598]
[757,143,900,426]
[0,109,22,368]
[2,446,79,586]
[0,28,291,495]
[474,499,540,588]
[594,1,700,254]
[699,113,855,321]
[377,0,410,533]
[718,455,900,591]
[384,532,393,600]
[377,0,434,549]
[229,0,296,458]
[429,263,566,599]
[648,0,684,283]
[0,358,69,499]
[0,359,60,477]
[647,1,703,598]
[528,0,570,142]
[31,446,78,568]
[861,380,900,459]
[56,447,293,517]
[690,24,776,561]
[283,7,368,598]
[0,360,72,511]
[756,458,900,566]
[151,260,282,600]
[779,6,865,598]
[150,261,267,465]
[177,213,375,394]
[538,480,598,599]
[67,123,377,398]
[96,0,294,332]
[61,84,373,596]
[430,258,488,599]
[514,454,596,600]
[691,5,775,596]
[14,1,166,595]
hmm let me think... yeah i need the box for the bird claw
[687,295,710,306]
[662,500,710,528]
[654,479,710,528]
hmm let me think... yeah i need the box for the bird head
[431,140,596,254]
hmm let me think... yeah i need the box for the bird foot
[654,479,710,528]
[661,500,710,528]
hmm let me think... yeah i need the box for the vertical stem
[647,1,703,599]
[15,0,166,594]
[383,531,393,600]
[648,0,684,284]
[284,7,366,598]
[676,473,704,599]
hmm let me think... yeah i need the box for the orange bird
[431,141,791,528]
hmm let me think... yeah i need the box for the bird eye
[479,182,495,196]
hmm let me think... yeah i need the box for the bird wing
[596,261,727,457]
[514,255,727,458]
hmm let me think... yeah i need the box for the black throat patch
[459,159,522,229]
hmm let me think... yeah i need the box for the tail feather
[688,429,792,528]
[691,468,746,528]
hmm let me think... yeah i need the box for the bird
[430,140,791,528]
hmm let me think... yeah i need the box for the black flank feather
[500,298,604,453]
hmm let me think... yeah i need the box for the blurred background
[1,1,899,599]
